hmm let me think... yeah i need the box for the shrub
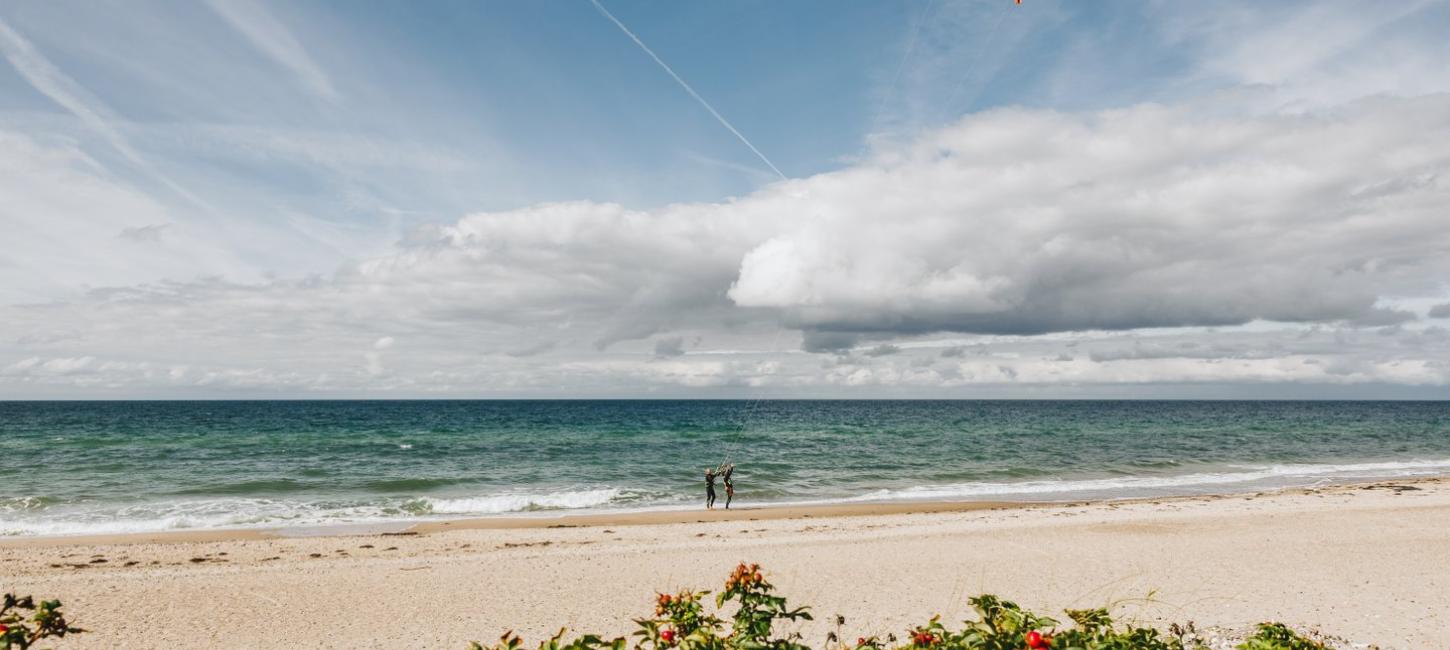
[1238,623,1331,650]
[1,593,84,650]
[470,563,1337,650]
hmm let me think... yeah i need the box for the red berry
[661,629,675,644]
[857,638,867,646]
[1026,630,1047,649]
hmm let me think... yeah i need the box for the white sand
[3,479,1446,649]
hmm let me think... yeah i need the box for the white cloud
[0,130,250,303]
[3,355,94,376]
[5,92,1450,395]
[4,2,1450,397]
[118,223,170,243]
[1160,0,1450,111]
[729,96,1450,343]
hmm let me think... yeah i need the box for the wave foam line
[6,459,1450,537]
[421,488,623,514]
[0,488,636,537]
[845,458,1450,502]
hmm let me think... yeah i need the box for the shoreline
[5,474,1443,549]
[4,475,1447,648]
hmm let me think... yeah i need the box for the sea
[4,400,1450,537]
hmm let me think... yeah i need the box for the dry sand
[3,479,1447,649]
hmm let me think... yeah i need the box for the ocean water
[4,400,1450,537]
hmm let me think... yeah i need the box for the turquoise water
[4,400,1450,536]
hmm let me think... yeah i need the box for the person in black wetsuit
[704,467,718,509]
[722,463,735,509]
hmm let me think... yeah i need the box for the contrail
[589,0,788,181]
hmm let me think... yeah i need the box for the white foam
[5,458,1449,537]
[842,458,1450,502]
[0,488,634,537]
[0,498,410,537]
[422,488,623,514]
[0,496,52,513]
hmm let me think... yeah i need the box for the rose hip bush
[471,562,812,650]
[470,563,1336,650]
[1,593,83,650]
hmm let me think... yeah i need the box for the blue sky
[3,1,1450,397]
[0,1,1262,221]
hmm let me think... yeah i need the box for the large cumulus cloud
[5,95,1450,395]
[728,95,1450,345]
[378,200,761,347]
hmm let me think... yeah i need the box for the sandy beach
[2,479,1446,649]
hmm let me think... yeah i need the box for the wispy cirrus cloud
[0,17,215,213]
[3,1,1450,398]
[6,93,1450,396]
[204,0,339,102]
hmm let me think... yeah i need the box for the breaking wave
[843,458,1450,502]
[0,488,636,537]
[417,488,626,514]
[4,459,1449,537]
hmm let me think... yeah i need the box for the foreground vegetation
[2,564,1343,649]
[1,594,82,650]
[470,563,1339,650]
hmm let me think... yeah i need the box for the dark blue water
[4,400,1449,536]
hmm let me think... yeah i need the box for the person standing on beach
[722,463,735,509]
[704,467,718,509]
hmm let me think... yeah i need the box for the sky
[2,0,1450,399]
